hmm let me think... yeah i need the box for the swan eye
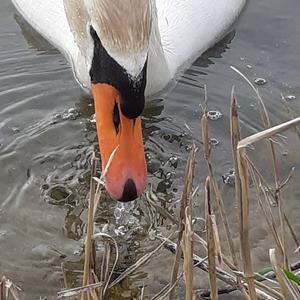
[113,102,120,134]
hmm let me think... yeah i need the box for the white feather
[11,0,246,96]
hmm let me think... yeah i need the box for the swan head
[64,0,152,201]
[88,13,150,202]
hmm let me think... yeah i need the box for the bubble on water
[254,77,267,86]
[62,107,80,120]
[0,230,7,239]
[114,206,125,221]
[73,249,82,256]
[222,169,235,186]
[165,172,173,180]
[53,113,61,119]
[145,152,153,161]
[168,155,178,167]
[185,145,192,151]
[114,225,126,236]
[209,138,220,146]
[207,110,223,121]
[149,229,157,241]
[134,241,140,247]
[90,114,96,124]
[192,217,206,232]
[12,127,20,134]
[284,95,296,101]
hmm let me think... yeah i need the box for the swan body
[11,0,246,202]
[12,0,246,96]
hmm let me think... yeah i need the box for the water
[0,0,300,299]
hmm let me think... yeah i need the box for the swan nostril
[117,179,138,202]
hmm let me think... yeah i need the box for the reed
[62,83,299,300]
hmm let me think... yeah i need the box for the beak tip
[105,176,147,203]
[117,179,138,202]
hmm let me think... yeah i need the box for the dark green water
[0,0,299,299]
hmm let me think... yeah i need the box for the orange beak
[92,83,147,202]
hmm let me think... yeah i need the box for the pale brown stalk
[81,153,98,300]
[270,248,300,299]
[201,112,236,267]
[168,145,196,299]
[205,177,218,300]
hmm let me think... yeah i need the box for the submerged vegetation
[1,68,300,300]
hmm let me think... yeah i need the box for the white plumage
[12,0,246,96]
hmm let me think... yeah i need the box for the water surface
[0,0,299,299]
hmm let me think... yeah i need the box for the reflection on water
[0,0,300,299]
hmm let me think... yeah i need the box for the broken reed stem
[230,92,253,299]
[237,148,257,300]
[181,207,193,300]
[201,111,237,268]
[205,177,218,300]
[168,145,196,300]
[230,94,257,299]
[81,153,98,300]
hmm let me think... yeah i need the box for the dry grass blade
[146,190,178,225]
[269,248,300,299]
[0,277,22,300]
[205,177,218,300]
[181,206,194,300]
[230,92,252,299]
[58,282,104,299]
[238,117,300,150]
[230,66,270,128]
[201,111,236,267]
[231,67,295,269]
[237,148,257,300]
[93,233,119,296]
[109,232,174,288]
[81,153,98,300]
[168,145,196,300]
[160,235,277,300]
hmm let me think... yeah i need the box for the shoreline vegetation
[1,67,300,300]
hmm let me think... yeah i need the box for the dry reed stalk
[269,248,300,299]
[238,116,300,263]
[58,282,104,299]
[0,277,22,300]
[237,117,300,149]
[201,111,236,268]
[81,153,98,300]
[205,176,218,300]
[181,206,194,300]
[160,235,277,300]
[230,93,255,300]
[231,66,298,270]
[236,147,257,300]
[168,145,196,300]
